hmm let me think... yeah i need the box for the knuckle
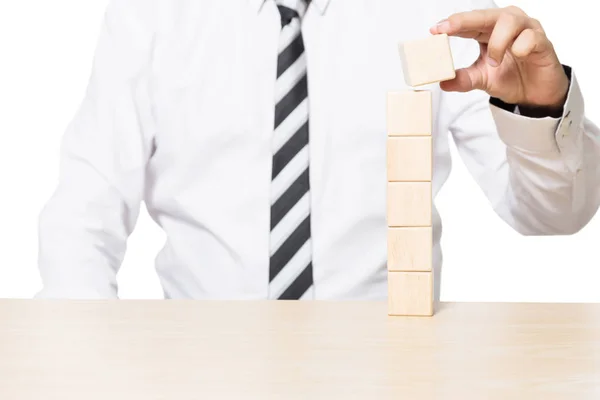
[529,18,544,30]
[531,28,542,36]
[474,31,486,42]
[538,31,550,46]
[530,28,545,41]
[498,12,520,27]
[505,5,525,15]
[508,13,520,23]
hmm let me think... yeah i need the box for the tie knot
[276,0,309,26]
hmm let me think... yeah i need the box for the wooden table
[1,301,599,399]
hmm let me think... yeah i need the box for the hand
[430,6,569,110]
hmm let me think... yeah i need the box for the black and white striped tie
[269,0,314,300]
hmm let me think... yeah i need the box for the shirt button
[562,111,571,137]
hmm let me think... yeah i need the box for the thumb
[440,65,484,93]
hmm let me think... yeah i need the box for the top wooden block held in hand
[399,33,456,87]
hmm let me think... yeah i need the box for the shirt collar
[248,0,331,15]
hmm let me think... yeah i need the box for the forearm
[492,72,600,235]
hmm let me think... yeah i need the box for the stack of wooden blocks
[386,34,456,317]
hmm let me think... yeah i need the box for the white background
[0,0,598,300]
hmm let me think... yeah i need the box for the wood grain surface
[1,300,599,399]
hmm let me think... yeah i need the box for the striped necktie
[269,0,314,300]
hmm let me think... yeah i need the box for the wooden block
[398,34,456,87]
[386,91,432,136]
[387,182,431,227]
[388,227,432,272]
[388,271,434,316]
[387,137,432,182]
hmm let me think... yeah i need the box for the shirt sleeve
[443,63,600,236]
[36,0,156,299]
[436,0,600,236]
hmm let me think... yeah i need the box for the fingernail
[435,19,450,32]
[487,56,499,67]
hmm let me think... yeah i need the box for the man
[37,0,600,300]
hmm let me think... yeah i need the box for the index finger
[431,9,505,36]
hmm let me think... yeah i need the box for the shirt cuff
[489,68,585,171]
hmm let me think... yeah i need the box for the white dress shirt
[37,0,600,300]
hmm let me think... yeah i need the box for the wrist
[517,65,571,118]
